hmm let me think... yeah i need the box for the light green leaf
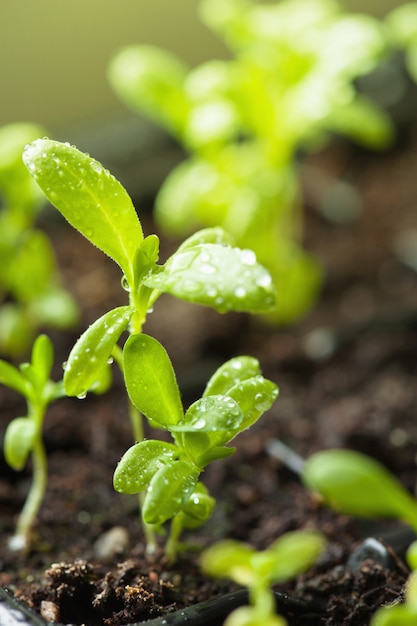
[302,449,417,529]
[4,417,37,470]
[22,139,143,285]
[64,306,133,397]
[227,376,278,431]
[172,395,243,433]
[123,334,183,427]
[113,440,178,495]
[178,482,215,529]
[0,360,29,396]
[177,227,235,252]
[200,539,256,586]
[31,334,54,388]
[144,243,276,313]
[265,530,326,583]
[203,356,261,397]
[142,460,199,525]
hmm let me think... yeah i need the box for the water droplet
[107,356,114,365]
[62,361,68,371]
[256,273,272,288]
[121,275,131,292]
[77,391,87,399]
[193,418,207,429]
[200,263,216,274]
[240,249,256,265]
[234,286,247,298]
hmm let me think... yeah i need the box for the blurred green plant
[201,529,326,626]
[0,123,79,356]
[108,0,394,324]
[1,334,64,551]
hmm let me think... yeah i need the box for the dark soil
[1,123,417,626]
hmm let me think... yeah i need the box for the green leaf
[31,334,54,388]
[142,460,199,525]
[4,417,37,470]
[265,530,326,583]
[0,360,29,396]
[123,334,183,428]
[172,395,243,433]
[200,539,256,586]
[227,376,278,431]
[64,306,133,397]
[22,139,143,285]
[203,356,261,397]
[371,604,417,626]
[177,227,235,252]
[302,449,417,529]
[178,482,215,529]
[144,243,276,313]
[113,440,178,495]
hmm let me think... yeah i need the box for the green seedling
[302,449,417,531]
[1,334,64,550]
[114,346,278,562]
[22,138,277,556]
[201,529,326,626]
[0,123,78,356]
[109,0,394,324]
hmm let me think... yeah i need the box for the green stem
[10,433,47,551]
[165,514,183,564]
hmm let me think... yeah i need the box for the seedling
[108,0,393,323]
[0,123,78,356]
[114,346,278,562]
[302,449,417,532]
[201,529,326,626]
[1,334,64,550]
[22,138,278,556]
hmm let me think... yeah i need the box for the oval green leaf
[302,449,417,528]
[22,139,143,285]
[123,334,183,428]
[144,243,276,313]
[31,334,54,388]
[0,360,29,396]
[200,539,256,586]
[4,417,37,470]
[113,440,178,495]
[265,530,326,583]
[142,460,199,525]
[203,356,261,397]
[64,306,133,397]
[227,376,279,431]
[172,394,243,433]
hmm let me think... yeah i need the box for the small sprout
[1,335,64,550]
[23,139,278,557]
[201,530,326,626]
[302,449,417,532]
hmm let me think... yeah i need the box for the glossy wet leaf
[227,376,278,431]
[31,335,54,389]
[64,306,133,397]
[203,356,261,397]
[23,139,143,285]
[4,417,37,471]
[123,334,183,427]
[142,460,199,525]
[171,395,243,433]
[302,449,417,529]
[113,440,177,495]
[178,482,215,529]
[144,243,276,313]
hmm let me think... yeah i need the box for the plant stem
[10,434,47,551]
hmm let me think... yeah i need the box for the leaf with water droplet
[175,482,215,529]
[227,375,279,431]
[4,417,37,471]
[176,227,234,252]
[64,306,133,396]
[172,395,243,434]
[113,440,178,494]
[143,242,276,313]
[203,356,261,397]
[142,460,199,525]
[123,334,183,428]
[22,139,143,285]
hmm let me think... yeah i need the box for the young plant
[0,123,78,356]
[301,448,417,532]
[22,138,278,555]
[114,346,278,562]
[200,529,326,626]
[108,0,394,324]
[1,334,64,550]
